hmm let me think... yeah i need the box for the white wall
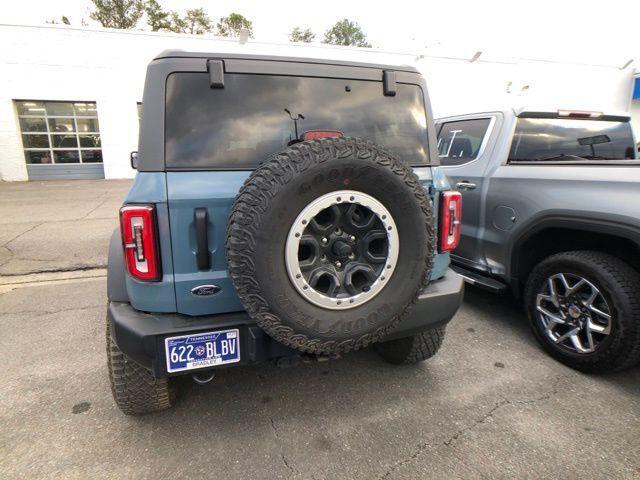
[0,26,150,180]
[420,57,636,119]
[0,24,637,181]
[0,24,420,181]
[0,94,27,181]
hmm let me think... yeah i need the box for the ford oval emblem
[191,285,221,297]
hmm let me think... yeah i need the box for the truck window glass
[508,118,637,163]
[165,73,430,169]
[437,118,491,166]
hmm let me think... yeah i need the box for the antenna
[620,59,634,70]
[469,51,482,63]
[284,109,304,141]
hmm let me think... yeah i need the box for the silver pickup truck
[435,108,640,373]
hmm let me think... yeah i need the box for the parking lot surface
[1,180,639,479]
[0,179,131,276]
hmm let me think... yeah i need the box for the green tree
[183,8,213,34]
[289,27,315,43]
[46,16,71,25]
[168,11,187,33]
[323,19,371,47]
[144,0,170,31]
[216,13,253,37]
[89,0,143,29]
[150,6,213,35]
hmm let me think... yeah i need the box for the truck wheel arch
[509,215,640,294]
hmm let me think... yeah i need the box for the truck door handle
[194,208,210,270]
[456,181,477,190]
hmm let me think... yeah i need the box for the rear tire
[524,251,640,373]
[375,327,446,365]
[106,316,177,415]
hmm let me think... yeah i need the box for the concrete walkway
[0,179,131,276]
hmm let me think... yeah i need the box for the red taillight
[119,205,161,281]
[302,130,343,141]
[558,110,603,119]
[440,191,462,251]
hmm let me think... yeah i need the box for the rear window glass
[437,118,491,166]
[509,118,637,162]
[165,73,429,169]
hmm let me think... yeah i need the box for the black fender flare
[509,214,640,282]
[107,228,129,302]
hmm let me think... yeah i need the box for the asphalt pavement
[1,180,638,479]
[0,179,130,276]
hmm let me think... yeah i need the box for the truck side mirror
[130,151,139,170]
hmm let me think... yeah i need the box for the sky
[2,0,639,65]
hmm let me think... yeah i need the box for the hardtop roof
[153,50,419,73]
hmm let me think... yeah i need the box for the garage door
[16,100,105,180]
[26,163,105,180]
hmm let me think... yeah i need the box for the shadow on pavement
[462,283,640,395]
[126,285,541,432]
[461,284,534,341]
[134,347,441,428]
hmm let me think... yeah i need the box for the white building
[0,23,638,182]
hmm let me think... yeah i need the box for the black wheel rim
[285,190,399,310]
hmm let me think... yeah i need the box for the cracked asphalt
[1,180,639,479]
[0,180,131,276]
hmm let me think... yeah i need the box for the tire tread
[375,328,446,365]
[226,137,434,355]
[106,318,176,415]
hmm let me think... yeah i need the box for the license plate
[165,329,240,373]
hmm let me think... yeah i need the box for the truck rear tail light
[302,130,343,141]
[120,205,161,281]
[440,191,462,251]
[558,110,603,119]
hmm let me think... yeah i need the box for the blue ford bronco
[107,50,464,414]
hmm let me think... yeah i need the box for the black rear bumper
[108,270,463,377]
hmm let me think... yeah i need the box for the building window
[16,101,102,165]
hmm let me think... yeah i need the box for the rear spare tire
[226,137,434,355]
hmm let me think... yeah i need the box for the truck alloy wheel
[226,137,435,355]
[534,273,612,354]
[525,251,640,373]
